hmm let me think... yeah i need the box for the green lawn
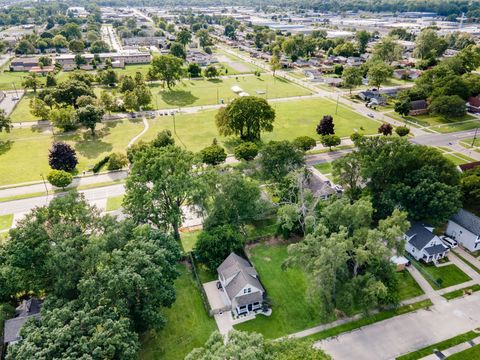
[10,92,39,123]
[396,330,479,360]
[447,343,480,359]
[146,74,310,109]
[0,71,45,91]
[396,270,424,301]
[443,153,477,166]
[139,264,216,360]
[387,112,476,129]
[214,49,261,75]
[0,214,13,231]
[0,119,143,186]
[442,284,480,300]
[314,162,333,175]
[234,244,320,339]
[180,230,201,253]
[106,195,124,211]
[431,119,480,134]
[412,260,471,290]
[143,98,379,152]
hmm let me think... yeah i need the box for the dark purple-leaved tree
[316,115,335,136]
[48,142,78,172]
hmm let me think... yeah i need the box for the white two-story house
[446,209,480,252]
[217,253,264,315]
[405,222,449,263]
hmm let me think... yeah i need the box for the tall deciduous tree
[316,115,335,136]
[259,140,305,182]
[367,61,393,89]
[74,105,105,135]
[123,145,204,240]
[372,37,403,63]
[0,109,12,133]
[216,96,275,141]
[149,55,184,89]
[342,66,363,95]
[48,142,78,172]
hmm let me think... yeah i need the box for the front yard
[412,260,471,290]
[139,264,216,360]
[396,270,424,301]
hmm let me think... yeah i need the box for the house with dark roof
[217,253,265,316]
[446,209,480,252]
[459,161,480,173]
[405,222,449,263]
[3,298,42,353]
[409,100,428,116]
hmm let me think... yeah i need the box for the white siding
[446,221,480,252]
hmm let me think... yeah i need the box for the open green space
[306,299,433,342]
[314,162,333,175]
[396,330,479,360]
[442,284,480,300]
[147,74,310,109]
[143,98,378,152]
[447,343,480,359]
[139,264,216,360]
[180,230,201,253]
[106,195,124,212]
[0,71,46,91]
[0,214,13,231]
[214,49,261,75]
[396,270,424,301]
[0,119,142,186]
[431,119,480,134]
[443,153,477,166]
[388,112,476,129]
[10,92,39,123]
[234,243,320,339]
[411,260,471,290]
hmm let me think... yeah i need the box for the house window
[243,288,251,294]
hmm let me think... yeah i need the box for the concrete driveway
[315,292,480,360]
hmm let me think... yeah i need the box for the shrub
[48,142,78,172]
[233,142,259,161]
[126,141,150,163]
[151,129,175,148]
[107,153,128,170]
[47,169,73,189]
[378,123,393,136]
[194,225,243,271]
[321,134,341,150]
[200,142,227,166]
[395,126,410,137]
[350,132,364,143]
[293,136,316,151]
[92,155,110,173]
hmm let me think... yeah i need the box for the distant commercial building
[55,51,151,71]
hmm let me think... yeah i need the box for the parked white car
[441,235,458,249]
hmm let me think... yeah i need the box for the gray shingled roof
[218,253,265,300]
[450,209,480,236]
[234,292,263,307]
[306,171,336,198]
[406,222,436,251]
[424,244,448,255]
[3,298,42,344]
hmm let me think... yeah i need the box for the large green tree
[74,104,105,135]
[149,55,184,89]
[259,140,305,182]
[123,145,205,240]
[215,96,275,141]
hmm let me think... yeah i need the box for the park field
[0,119,143,186]
[10,92,40,123]
[142,97,380,152]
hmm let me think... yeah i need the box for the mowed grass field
[139,264,216,360]
[10,92,40,123]
[142,98,379,152]
[0,119,143,186]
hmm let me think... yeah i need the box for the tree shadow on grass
[0,140,13,155]
[207,78,222,84]
[223,137,264,153]
[161,90,199,107]
[61,128,113,160]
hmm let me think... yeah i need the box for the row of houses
[10,51,152,72]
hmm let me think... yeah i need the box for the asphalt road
[316,292,480,360]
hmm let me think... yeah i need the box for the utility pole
[335,94,339,114]
[471,127,478,148]
[40,173,49,198]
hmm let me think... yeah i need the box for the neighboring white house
[405,222,449,263]
[446,209,480,252]
[217,253,264,315]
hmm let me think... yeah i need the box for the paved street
[316,292,480,360]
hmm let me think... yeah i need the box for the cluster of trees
[186,330,330,359]
[394,45,480,118]
[0,193,181,359]
[15,9,108,55]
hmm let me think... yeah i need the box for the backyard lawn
[234,243,321,339]
[0,119,143,186]
[106,195,124,211]
[0,214,13,231]
[412,260,471,290]
[396,270,424,301]
[10,92,39,123]
[143,98,379,152]
[180,230,201,253]
[314,162,333,175]
[139,264,216,360]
